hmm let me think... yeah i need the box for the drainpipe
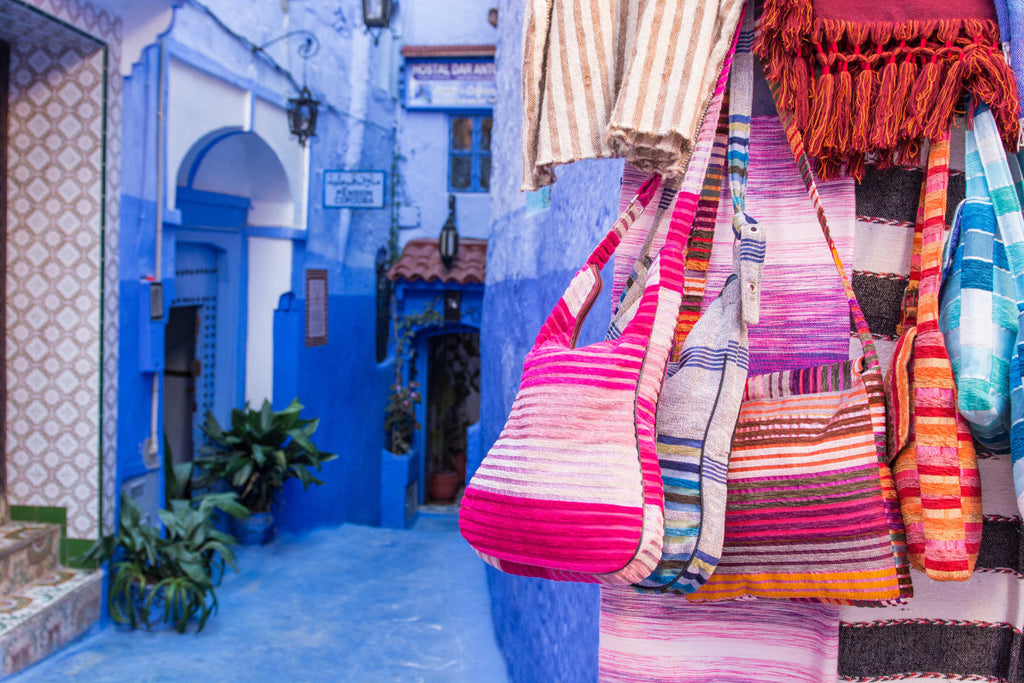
[144,37,168,469]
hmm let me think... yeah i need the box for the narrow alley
[9,513,508,682]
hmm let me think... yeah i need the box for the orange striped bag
[885,135,983,581]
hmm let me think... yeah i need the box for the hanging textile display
[520,0,744,190]
[836,129,1024,682]
[685,83,911,607]
[755,0,1020,179]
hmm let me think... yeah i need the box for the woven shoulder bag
[686,82,913,607]
[887,133,982,581]
[459,172,686,585]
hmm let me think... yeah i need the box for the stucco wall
[118,0,398,533]
[478,0,624,680]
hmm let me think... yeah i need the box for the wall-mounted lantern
[255,30,321,146]
[438,194,460,270]
[287,86,320,147]
[362,0,396,44]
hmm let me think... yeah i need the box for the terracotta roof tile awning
[387,238,487,285]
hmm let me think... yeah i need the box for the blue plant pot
[380,449,419,528]
[231,511,276,545]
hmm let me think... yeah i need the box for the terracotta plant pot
[452,451,468,485]
[428,470,458,503]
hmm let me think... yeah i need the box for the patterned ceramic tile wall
[1,0,122,539]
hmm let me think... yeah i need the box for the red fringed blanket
[756,0,1020,178]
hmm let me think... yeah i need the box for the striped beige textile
[521,0,744,190]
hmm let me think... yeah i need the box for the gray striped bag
[609,32,764,593]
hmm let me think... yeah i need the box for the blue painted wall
[273,293,390,530]
[477,0,627,679]
[119,42,171,498]
[274,79,398,529]
[117,0,401,536]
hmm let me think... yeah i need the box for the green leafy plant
[386,301,443,455]
[79,472,248,633]
[195,398,337,513]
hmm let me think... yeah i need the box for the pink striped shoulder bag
[458,172,690,585]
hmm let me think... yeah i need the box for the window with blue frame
[448,115,492,193]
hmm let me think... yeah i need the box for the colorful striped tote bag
[687,87,913,607]
[886,135,983,581]
[459,173,685,586]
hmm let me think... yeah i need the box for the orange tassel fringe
[754,0,1021,176]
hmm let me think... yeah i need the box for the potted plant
[79,473,248,633]
[194,398,336,544]
[381,300,442,527]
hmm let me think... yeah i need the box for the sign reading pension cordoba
[323,170,386,209]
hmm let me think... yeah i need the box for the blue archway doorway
[423,329,480,502]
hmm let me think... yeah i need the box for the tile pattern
[1,0,123,540]
[0,567,101,676]
[0,521,58,597]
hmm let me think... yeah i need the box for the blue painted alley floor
[10,513,509,682]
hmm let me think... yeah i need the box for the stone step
[0,568,102,677]
[0,523,60,599]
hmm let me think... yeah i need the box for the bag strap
[728,5,764,327]
[533,174,661,349]
[586,175,662,271]
[973,105,1024,261]
[915,135,953,337]
[772,84,881,371]
[674,99,731,354]
[898,185,926,334]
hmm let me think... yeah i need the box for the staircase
[0,521,101,676]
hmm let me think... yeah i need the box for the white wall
[404,0,497,45]
[166,52,308,407]
[246,237,293,405]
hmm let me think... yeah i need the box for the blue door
[164,243,219,463]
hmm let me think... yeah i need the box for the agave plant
[194,398,337,513]
[80,485,248,633]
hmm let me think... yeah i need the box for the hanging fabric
[599,586,841,683]
[520,0,745,190]
[837,124,1024,683]
[755,0,1020,179]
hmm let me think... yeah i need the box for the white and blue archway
[165,128,297,462]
